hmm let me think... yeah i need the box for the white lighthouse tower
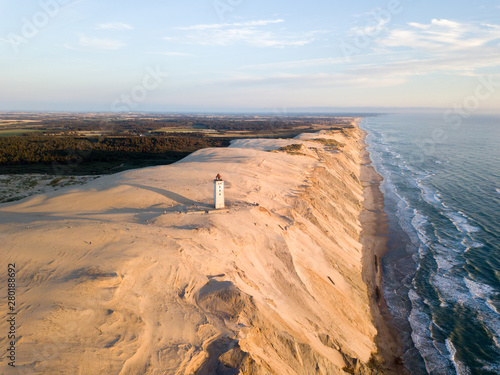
[214,173,224,209]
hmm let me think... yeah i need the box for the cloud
[96,22,133,30]
[348,18,390,37]
[79,36,125,50]
[345,51,500,78]
[227,19,500,91]
[349,19,500,80]
[380,19,500,51]
[170,19,313,48]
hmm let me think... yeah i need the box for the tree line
[0,136,230,173]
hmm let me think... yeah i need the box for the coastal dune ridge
[0,121,399,374]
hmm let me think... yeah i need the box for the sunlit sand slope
[0,126,384,374]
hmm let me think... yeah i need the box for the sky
[1,0,500,112]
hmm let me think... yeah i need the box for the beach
[0,122,400,374]
[359,130,407,375]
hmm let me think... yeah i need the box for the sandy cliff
[0,125,392,374]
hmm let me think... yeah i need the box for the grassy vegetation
[0,129,42,136]
[49,176,66,186]
[19,177,39,189]
[311,138,344,148]
[341,127,355,137]
[277,144,304,155]
[327,125,355,138]
[0,174,96,203]
[366,353,384,372]
[342,365,355,374]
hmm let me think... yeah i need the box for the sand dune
[0,125,393,374]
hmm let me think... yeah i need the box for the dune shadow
[61,267,118,282]
[197,280,235,299]
[0,210,115,224]
[125,183,210,207]
[179,149,252,163]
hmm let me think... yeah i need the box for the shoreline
[358,125,408,374]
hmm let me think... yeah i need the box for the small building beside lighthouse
[214,173,224,209]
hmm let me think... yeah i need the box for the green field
[155,128,216,133]
[0,129,42,136]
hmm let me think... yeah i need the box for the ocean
[360,113,500,375]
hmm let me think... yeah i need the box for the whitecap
[464,278,495,300]
[408,290,455,374]
[482,363,500,373]
[411,210,432,247]
[418,181,442,205]
[432,273,467,303]
[444,211,481,234]
[446,339,471,375]
[412,211,428,229]
[486,299,500,315]
[461,237,484,250]
[434,253,457,271]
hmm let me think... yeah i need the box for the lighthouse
[214,173,224,209]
